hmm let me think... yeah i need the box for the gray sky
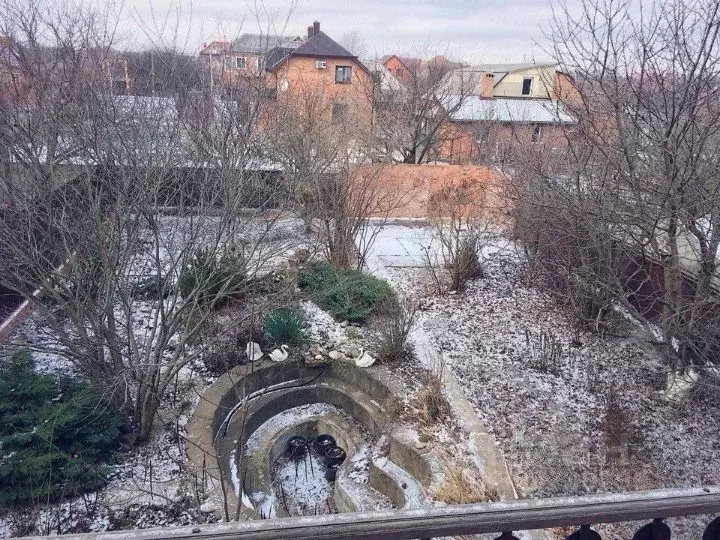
[116,0,559,63]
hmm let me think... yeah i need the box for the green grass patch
[298,262,395,323]
[263,308,308,347]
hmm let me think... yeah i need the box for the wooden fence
[19,486,720,540]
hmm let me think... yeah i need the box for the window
[521,77,533,95]
[236,56,247,69]
[332,102,348,123]
[531,124,543,142]
[335,65,352,84]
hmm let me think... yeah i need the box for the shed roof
[450,96,574,124]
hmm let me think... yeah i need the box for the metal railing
[21,486,720,540]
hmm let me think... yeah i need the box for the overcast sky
[115,0,560,63]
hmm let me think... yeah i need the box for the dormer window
[522,77,533,95]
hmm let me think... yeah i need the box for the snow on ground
[4,218,716,538]
[372,225,720,539]
[271,452,334,516]
[244,403,349,454]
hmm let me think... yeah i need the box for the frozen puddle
[271,450,336,516]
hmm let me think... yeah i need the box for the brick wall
[269,55,373,130]
[357,164,510,226]
[437,120,572,164]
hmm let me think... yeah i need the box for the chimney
[313,21,320,36]
[307,26,314,39]
[480,72,495,97]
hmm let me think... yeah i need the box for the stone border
[185,359,436,519]
[410,325,519,500]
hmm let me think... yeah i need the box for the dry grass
[434,456,498,504]
[413,371,449,426]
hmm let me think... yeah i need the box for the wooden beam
[19,486,720,540]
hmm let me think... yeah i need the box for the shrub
[415,373,448,426]
[298,262,395,323]
[371,299,417,362]
[178,247,246,305]
[447,232,484,292]
[264,308,308,347]
[130,275,169,300]
[0,350,126,508]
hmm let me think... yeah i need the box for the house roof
[291,31,355,58]
[230,34,303,54]
[265,31,372,75]
[365,59,404,92]
[264,47,295,71]
[449,96,574,124]
[464,62,557,74]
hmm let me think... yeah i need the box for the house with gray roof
[433,62,579,164]
[199,33,303,83]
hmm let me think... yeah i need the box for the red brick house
[264,22,373,131]
[435,63,580,163]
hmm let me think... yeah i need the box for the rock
[341,344,361,358]
[305,354,329,368]
[415,441,428,450]
[340,320,349,328]
[328,350,342,360]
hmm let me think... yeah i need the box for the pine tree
[0,350,127,507]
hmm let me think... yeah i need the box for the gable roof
[265,30,372,75]
[291,31,355,59]
[230,34,303,54]
[264,47,295,71]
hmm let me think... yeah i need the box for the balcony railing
[21,486,720,539]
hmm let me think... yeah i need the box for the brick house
[263,22,373,131]
[382,54,463,86]
[435,62,580,163]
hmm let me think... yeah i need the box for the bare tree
[264,79,407,269]
[509,0,720,376]
[0,0,296,443]
[423,177,489,293]
[373,53,477,164]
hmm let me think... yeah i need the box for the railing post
[567,524,601,539]
[704,516,720,540]
[632,518,671,540]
